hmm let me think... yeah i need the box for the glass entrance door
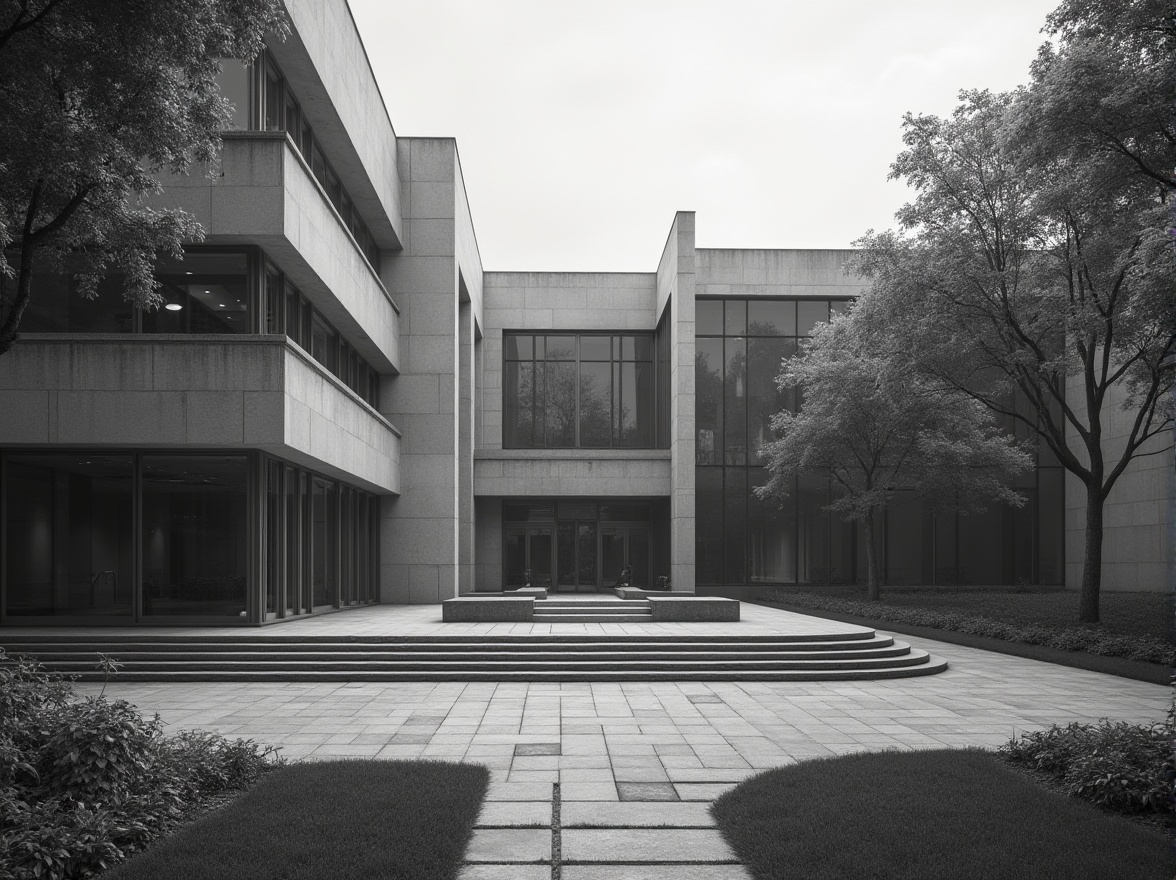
[601,526,650,589]
[556,521,598,592]
[505,527,554,588]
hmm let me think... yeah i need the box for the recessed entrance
[502,499,666,593]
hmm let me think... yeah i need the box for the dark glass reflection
[142,455,248,616]
[146,252,249,334]
[4,455,133,617]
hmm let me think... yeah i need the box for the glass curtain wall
[504,333,662,449]
[1,451,378,623]
[694,297,1064,588]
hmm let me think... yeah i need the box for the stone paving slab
[459,865,551,879]
[563,868,753,880]
[562,828,738,863]
[474,801,551,827]
[465,829,550,863]
[562,802,716,827]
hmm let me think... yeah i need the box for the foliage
[763,590,1176,665]
[851,0,1176,623]
[0,0,289,355]
[754,299,1032,599]
[1001,707,1176,816]
[0,649,282,880]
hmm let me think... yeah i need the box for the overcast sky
[348,0,1060,272]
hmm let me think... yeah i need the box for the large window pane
[797,300,830,335]
[4,455,133,617]
[216,59,251,130]
[504,361,538,448]
[724,338,747,465]
[695,338,724,465]
[696,468,723,584]
[15,263,133,333]
[579,361,612,447]
[885,493,931,586]
[748,300,796,336]
[148,252,250,334]
[749,468,795,583]
[618,362,653,447]
[1038,469,1064,585]
[797,474,830,584]
[544,361,576,446]
[696,300,723,335]
[142,455,248,617]
[748,337,792,461]
[724,467,747,583]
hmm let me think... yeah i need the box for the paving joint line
[551,780,562,880]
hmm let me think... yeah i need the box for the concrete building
[0,0,1168,627]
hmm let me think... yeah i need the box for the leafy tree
[0,0,288,355]
[854,2,1175,621]
[755,301,1033,600]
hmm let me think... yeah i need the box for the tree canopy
[755,300,1032,600]
[0,0,288,355]
[850,0,1175,620]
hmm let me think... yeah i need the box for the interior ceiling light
[164,303,183,311]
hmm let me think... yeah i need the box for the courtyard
[72,605,1171,877]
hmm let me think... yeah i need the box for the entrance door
[505,527,554,588]
[556,520,598,592]
[600,526,650,589]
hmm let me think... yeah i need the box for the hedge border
[752,598,1172,685]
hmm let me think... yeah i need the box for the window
[504,333,661,449]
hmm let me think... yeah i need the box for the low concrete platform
[648,597,739,622]
[443,596,533,622]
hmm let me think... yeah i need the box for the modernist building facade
[0,0,1169,626]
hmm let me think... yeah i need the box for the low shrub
[763,591,1176,665]
[1000,706,1176,817]
[0,649,282,880]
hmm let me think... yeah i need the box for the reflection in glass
[147,252,250,334]
[724,468,747,583]
[748,300,796,336]
[142,455,248,616]
[695,338,723,465]
[579,361,612,447]
[797,474,830,584]
[4,455,133,617]
[724,338,747,465]
[750,469,794,583]
[545,361,576,446]
[797,300,830,335]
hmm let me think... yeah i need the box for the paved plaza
[72,605,1171,877]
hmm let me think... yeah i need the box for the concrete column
[458,293,475,595]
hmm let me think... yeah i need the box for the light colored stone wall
[0,337,399,493]
[658,212,696,592]
[695,248,866,298]
[156,134,399,372]
[272,0,403,248]
[1065,380,1173,593]
[473,450,672,497]
[381,138,464,604]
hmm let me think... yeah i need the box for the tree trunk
[863,515,881,601]
[1079,488,1103,623]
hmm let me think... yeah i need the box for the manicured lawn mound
[710,749,1172,880]
[762,589,1174,665]
[102,760,490,880]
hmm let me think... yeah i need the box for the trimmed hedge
[1001,706,1176,818]
[763,590,1175,665]
[0,649,282,880]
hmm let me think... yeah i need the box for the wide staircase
[0,630,948,682]
[533,598,653,623]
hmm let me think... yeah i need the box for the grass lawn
[767,584,1170,642]
[710,749,1172,880]
[103,759,489,880]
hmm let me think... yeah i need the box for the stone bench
[647,596,740,622]
[614,587,674,600]
[442,596,533,622]
[508,587,548,599]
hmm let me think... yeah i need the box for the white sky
[348,0,1060,272]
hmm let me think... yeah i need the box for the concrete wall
[272,0,404,248]
[1065,382,1173,593]
[157,134,399,372]
[657,213,696,592]
[380,138,467,603]
[473,450,672,497]
[0,337,400,494]
[695,248,867,298]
